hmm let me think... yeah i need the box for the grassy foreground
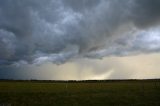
[0,80,160,106]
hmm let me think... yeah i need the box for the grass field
[0,80,160,106]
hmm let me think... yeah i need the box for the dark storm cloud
[0,0,160,65]
[63,0,100,12]
[131,0,160,28]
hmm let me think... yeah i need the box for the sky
[0,0,160,80]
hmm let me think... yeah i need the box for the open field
[0,80,160,106]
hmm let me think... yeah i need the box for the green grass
[0,80,160,106]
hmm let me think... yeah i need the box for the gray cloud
[0,0,160,65]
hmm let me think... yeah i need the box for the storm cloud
[1,0,160,65]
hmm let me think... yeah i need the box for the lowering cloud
[0,0,160,65]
